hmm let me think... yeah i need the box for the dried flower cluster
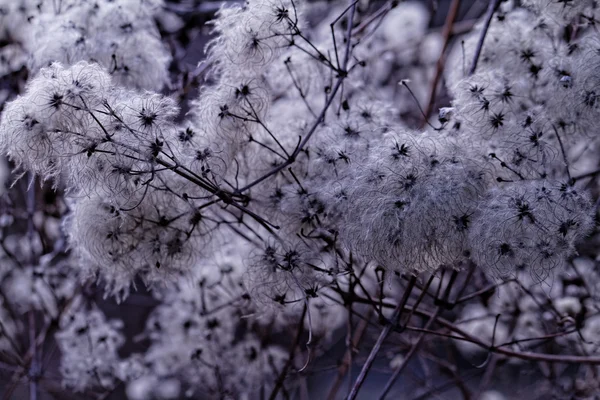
[0,0,599,399]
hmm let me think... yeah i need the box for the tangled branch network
[0,0,600,399]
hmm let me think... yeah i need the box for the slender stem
[552,124,572,182]
[573,168,600,182]
[414,376,477,400]
[346,275,417,400]
[378,307,442,399]
[28,312,38,400]
[468,0,502,76]
[323,290,600,366]
[422,0,461,128]
[378,270,460,399]
[268,305,307,400]
[326,309,371,400]
[473,354,498,399]
[407,308,600,365]
[398,275,435,330]
[455,279,516,304]
[351,1,393,36]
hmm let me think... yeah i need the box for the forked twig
[346,275,417,400]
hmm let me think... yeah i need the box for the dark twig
[378,307,442,399]
[346,275,417,400]
[421,0,461,128]
[468,0,502,76]
[326,309,371,400]
[268,305,307,400]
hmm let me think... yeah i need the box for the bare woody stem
[346,275,418,400]
[378,307,442,399]
[326,309,372,400]
[324,290,600,367]
[468,0,502,76]
[421,0,461,128]
[268,304,307,400]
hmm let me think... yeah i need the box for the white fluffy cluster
[56,302,126,391]
[469,181,594,281]
[0,62,113,181]
[201,0,597,284]
[447,0,600,148]
[228,0,597,282]
[521,0,597,24]
[0,62,213,298]
[121,237,292,399]
[68,192,208,299]
[188,0,304,182]
[0,0,169,90]
[0,0,595,301]
[341,133,487,273]
[0,0,599,395]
